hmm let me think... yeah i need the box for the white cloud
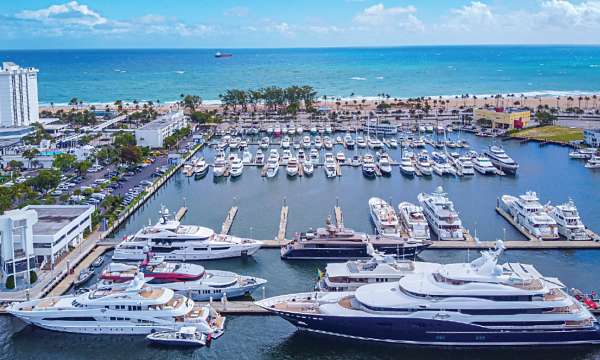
[224,6,249,17]
[353,4,424,32]
[308,25,343,34]
[536,0,600,28]
[16,1,107,27]
[443,1,494,31]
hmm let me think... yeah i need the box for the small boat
[336,152,346,163]
[147,326,210,347]
[350,155,361,167]
[91,256,104,268]
[229,155,244,177]
[356,136,367,148]
[344,134,355,149]
[585,155,600,169]
[255,149,265,165]
[193,158,209,179]
[287,157,299,177]
[74,267,94,287]
[242,151,252,164]
[302,136,312,149]
[182,164,194,177]
[378,153,392,176]
[362,154,376,178]
[259,137,270,150]
[399,155,415,177]
[324,153,337,178]
[214,52,232,58]
[309,148,320,163]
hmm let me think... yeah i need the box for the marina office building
[0,209,38,287]
[135,110,188,148]
[584,129,600,148]
[474,108,530,129]
[0,62,39,127]
[24,205,95,270]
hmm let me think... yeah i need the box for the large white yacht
[113,207,262,261]
[415,152,433,176]
[456,155,475,175]
[229,154,244,177]
[258,241,600,346]
[485,145,519,174]
[266,155,280,178]
[418,187,464,241]
[8,276,225,335]
[99,258,267,301]
[546,200,590,241]
[315,245,440,292]
[368,197,401,239]
[473,154,497,175]
[431,152,455,176]
[398,202,431,241]
[500,191,559,240]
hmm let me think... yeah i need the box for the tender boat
[485,145,519,174]
[147,326,210,347]
[113,207,262,261]
[91,256,104,268]
[547,199,590,241]
[500,191,559,240]
[74,266,94,287]
[398,202,431,241]
[418,186,464,241]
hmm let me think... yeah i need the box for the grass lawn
[510,126,583,143]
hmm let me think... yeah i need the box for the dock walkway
[277,205,289,242]
[221,207,239,235]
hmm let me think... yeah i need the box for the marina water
[1,46,600,104]
[3,133,600,359]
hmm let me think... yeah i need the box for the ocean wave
[376,76,384,80]
[175,71,185,74]
[591,65,599,68]
[350,77,367,81]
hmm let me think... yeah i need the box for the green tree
[22,148,40,168]
[75,160,92,176]
[163,135,177,149]
[182,95,202,111]
[120,145,142,163]
[27,169,61,194]
[536,111,557,126]
[52,153,77,171]
[113,131,136,147]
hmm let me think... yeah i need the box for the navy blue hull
[282,244,428,260]
[275,312,600,346]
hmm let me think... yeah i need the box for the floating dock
[175,207,188,221]
[334,206,344,226]
[221,206,239,235]
[495,204,540,242]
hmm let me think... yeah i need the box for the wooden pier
[495,205,540,242]
[221,206,239,235]
[298,163,304,177]
[47,245,112,297]
[277,204,289,242]
[175,207,188,221]
[199,301,271,315]
[335,162,342,176]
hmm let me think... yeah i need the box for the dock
[175,207,188,221]
[495,204,540,241]
[46,245,112,297]
[335,162,342,176]
[277,204,289,242]
[261,163,268,177]
[374,165,382,177]
[199,301,271,315]
[221,206,239,235]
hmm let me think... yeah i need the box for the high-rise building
[0,62,39,127]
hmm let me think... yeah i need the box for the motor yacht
[315,245,440,292]
[350,155,361,167]
[302,136,312,149]
[281,219,431,260]
[431,151,455,176]
[255,149,265,165]
[260,240,600,346]
[323,137,333,150]
[99,257,267,301]
[569,148,596,159]
[368,197,402,239]
[242,151,252,165]
[473,154,497,175]
[585,155,600,169]
[344,134,355,149]
[485,145,519,174]
[415,152,433,176]
[356,136,367,148]
[310,148,320,163]
[398,202,431,240]
[193,158,209,179]
[229,155,244,177]
[212,155,227,178]
[336,152,346,163]
[287,157,299,177]
[399,155,415,177]
[281,149,292,165]
[362,154,376,178]
[367,137,384,150]
[378,153,392,176]
[8,275,225,336]
[418,186,465,241]
[315,136,323,150]
[228,137,240,150]
[547,200,590,241]
[456,155,475,175]
[303,159,314,176]
[182,164,194,177]
[324,153,337,178]
[500,191,559,240]
[259,137,270,150]
[113,207,262,261]
[266,155,280,178]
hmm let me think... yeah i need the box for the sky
[1,0,600,49]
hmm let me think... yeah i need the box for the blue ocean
[1,46,600,104]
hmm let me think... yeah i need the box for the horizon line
[2,43,600,51]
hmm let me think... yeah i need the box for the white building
[135,110,188,148]
[584,129,600,148]
[0,209,38,287]
[0,62,39,127]
[25,205,94,269]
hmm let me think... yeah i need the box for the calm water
[2,133,600,359]
[1,46,600,104]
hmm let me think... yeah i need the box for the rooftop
[24,205,94,235]
[138,111,184,131]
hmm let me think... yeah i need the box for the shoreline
[40,90,600,113]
